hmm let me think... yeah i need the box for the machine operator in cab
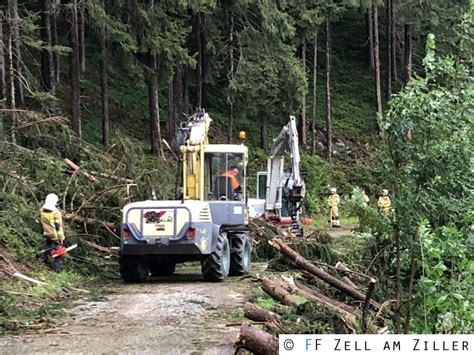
[221,165,242,194]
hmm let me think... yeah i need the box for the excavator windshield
[204,152,245,201]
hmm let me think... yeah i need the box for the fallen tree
[235,323,278,355]
[243,302,282,323]
[269,238,392,316]
[261,276,302,306]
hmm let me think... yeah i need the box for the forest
[0,0,472,345]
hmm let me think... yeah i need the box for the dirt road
[1,263,265,354]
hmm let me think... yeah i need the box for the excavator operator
[221,166,242,194]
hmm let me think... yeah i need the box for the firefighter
[362,189,370,208]
[377,189,391,218]
[40,193,65,272]
[327,187,341,227]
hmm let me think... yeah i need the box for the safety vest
[327,193,340,208]
[221,171,240,190]
[40,208,64,241]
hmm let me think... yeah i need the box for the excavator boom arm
[265,116,304,233]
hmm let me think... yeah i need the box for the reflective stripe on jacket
[40,208,64,240]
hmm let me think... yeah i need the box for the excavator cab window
[256,172,267,199]
[204,153,245,201]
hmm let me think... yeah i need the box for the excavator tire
[229,233,252,276]
[201,231,230,282]
[119,255,148,283]
[149,262,176,277]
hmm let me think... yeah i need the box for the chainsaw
[51,244,78,258]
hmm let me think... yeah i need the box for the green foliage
[342,187,391,234]
[300,154,351,215]
[381,16,473,232]
[412,221,473,333]
[362,13,474,333]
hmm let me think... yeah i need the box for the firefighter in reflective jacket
[377,189,391,218]
[40,193,64,272]
[327,187,341,227]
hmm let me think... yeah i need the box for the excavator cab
[203,151,246,201]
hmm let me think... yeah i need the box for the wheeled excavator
[119,109,251,282]
[248,116,305,236]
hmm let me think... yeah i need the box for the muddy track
[1,263,266,354]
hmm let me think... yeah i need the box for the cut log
[335,261,368,284]
[89,171,134,184]
[270,238,389,315]
[274,277,356,320]
[294,280,357,316]
[261,277,302,306]
[65,214,118,230]
[264,321,281,333]
[13,272,48,286]
[82,240,118,255]
[362,278,377,332]
[244,302,282,323]
[64,158,98,183]
[341,276,359,290]
[235,323,278,355]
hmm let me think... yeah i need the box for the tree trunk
[100,13,109,147]
[78,0,86,73]
[227,12,234,143]
[300,37,307,146]
[7,31,16,142]
[367,4,374,70]
[391,0,397,81]
[0,11,5,101]
[172,65,184,148]
[183,66,189,114]
[395,231,401,332]
[243,302,282,323]
[9,0,24,105]
[196,12,203,107]
[404,231,418,333]
[148,54,165,159]
[403,24,412,85]
[167,79,173,140]
[52,0,60,85]
[40,0,57,114]
[70,0,81,136]
[373,3,383,118]
[270,238,392,316]
[292,279,357,318]
[325,15,332,163]
[261,277,300,306]
[386,0,392,100]
[0,13,6,140]
[260,115,267,150]
[311,30,317,155]
[235,323,278,355]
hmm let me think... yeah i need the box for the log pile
[234,238,392,354]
